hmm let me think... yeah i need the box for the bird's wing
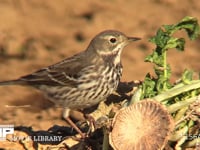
[19,53,89,87]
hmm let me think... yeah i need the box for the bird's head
[87,30,141,57]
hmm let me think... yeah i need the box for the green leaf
[175,38,185,51]
[181,69,193,84]
[141,73,157,98]
[163,16,200,40]
[150,28,170,49]
[145,51,164,66]
[164,38,185,51]
[156,77,172,92]
[176,16,200,40]
[163,24,175,34]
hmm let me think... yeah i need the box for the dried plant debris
[109,99,174,150]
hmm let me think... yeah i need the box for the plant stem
[163,49,168,89]
[102,127,109,150]
[167,96,198,113]
[153,80,200,102]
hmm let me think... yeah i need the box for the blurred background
[0,0,199,131]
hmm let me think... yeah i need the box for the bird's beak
[127,37,141,42]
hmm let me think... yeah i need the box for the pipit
[0,30,140,137]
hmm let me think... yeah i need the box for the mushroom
[109,99,174,150]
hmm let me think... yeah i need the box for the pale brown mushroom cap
[109,99,174,150]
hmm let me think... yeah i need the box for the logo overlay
[0,125,14,141]
[0,125,62,142]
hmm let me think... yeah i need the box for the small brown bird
[0,30,140,137]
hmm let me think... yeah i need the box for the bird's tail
[0,79,26,86]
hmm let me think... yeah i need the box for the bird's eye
[110,38,117,43]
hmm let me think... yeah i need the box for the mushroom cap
[109,99,174,150]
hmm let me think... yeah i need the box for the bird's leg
[63,108,86,138]
[84,114,96,134]
[65,117,86,138]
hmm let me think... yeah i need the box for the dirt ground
[0,0,199,149]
